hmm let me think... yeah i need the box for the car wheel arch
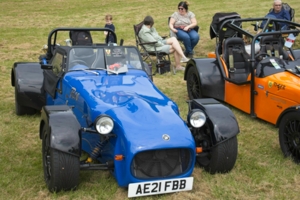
[184,60,197,81]
[40,105,81,156]
[276,106,300,127]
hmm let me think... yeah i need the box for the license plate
[128,177,194,198]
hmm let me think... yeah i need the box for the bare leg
[165,37,187,58]
[169,47,181,68]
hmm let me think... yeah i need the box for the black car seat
[259,35,289,59]
[222,37,251,83]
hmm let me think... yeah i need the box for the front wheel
[186,66,203,99]
[42,125,80,192]
[279,112,300,163]
[197,136,238,174]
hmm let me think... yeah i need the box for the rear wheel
[14,78,36,115]
[279,112,300,163]
[42,125,80,192]
[197,136,238,174]
[15,100,36,115]
[186,66,203,99]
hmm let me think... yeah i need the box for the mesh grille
[132,148,191,179]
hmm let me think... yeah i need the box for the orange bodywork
[220,57,229,78]
[224,81,251,114]
[254,72,300,124]
[207,52,216,58]
[224,70,300,125]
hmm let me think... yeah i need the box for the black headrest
[69,30,93,45]
[260,36,282,46]
[210,12,241,39]
[223,37,246,59]
[224,37,245,49]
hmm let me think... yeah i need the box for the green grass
[1,0,300,199]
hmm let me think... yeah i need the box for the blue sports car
[11,28,239,198]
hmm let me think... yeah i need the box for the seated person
[169,1,200,58]
[261,0,291,30]
[138,15,189,71]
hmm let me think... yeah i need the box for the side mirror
[41,64,53,70]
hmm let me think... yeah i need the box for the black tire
[279,112,300,163]
[186,66,203,99]
[14,78,36,115]
[42,125,80,192]
[197,136,238,174]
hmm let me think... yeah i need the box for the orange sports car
[185,13,300,163]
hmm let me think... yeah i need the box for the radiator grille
[132,148,191,179]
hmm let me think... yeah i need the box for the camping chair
[133,21,173,75]
[259,2,295,31]
[269,2,295,22]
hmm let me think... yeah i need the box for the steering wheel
[255,52,271,61]
[70,60,88,67]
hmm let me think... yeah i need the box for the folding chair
[261,2,295,31]
[269,2,295,22]
[133,21,173,75]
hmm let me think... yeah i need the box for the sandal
[175,66,185,71]
[180,57,190,63]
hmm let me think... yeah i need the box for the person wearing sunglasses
[169,1,199,58]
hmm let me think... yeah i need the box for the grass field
[1,0,300,199]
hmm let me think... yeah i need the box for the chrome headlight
[188,109,206,128]
[94,115,114,134]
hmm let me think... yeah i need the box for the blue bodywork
[50,69,196,186]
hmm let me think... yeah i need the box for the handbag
[156,60,171,74]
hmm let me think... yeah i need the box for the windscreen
[68,46,143,72]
